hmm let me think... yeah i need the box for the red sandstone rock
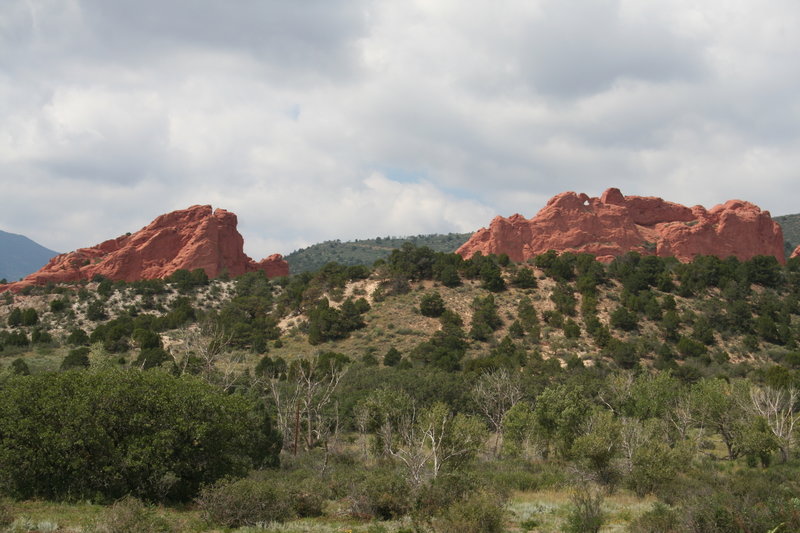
[457,188,785,264]
[1,205,288,292]
[792,246,800,260]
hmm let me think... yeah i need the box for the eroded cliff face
[457,188,785,264]
[1,205,288,292]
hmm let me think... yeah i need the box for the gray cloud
[1,0,800,259]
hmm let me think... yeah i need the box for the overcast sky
[1,0,799,259]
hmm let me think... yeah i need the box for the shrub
[0,499,11,528]
[349,468,411,520]
[420,292,446,318]
[66,328,90,346]
[511,267,537,289]
[196,478,293,528]
[627,502,680,533]
[91,496,172,533]
[432,491,505,533]
[564,487,604,533]
[610,306,638,331]
[10,358,30,376]
[0,369,280,502]
[61,347,91,370]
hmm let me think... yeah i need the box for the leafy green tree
[307,299,350,345]
[10,358,29,375]
[134,347,171,370]
[61,347,91,370]
[625,440,682,498]
[511,267,537,289]
[420,292,446,318]
[470,294,502,341]
[436,264,462,288]
[86,299,107,321]
[551,283,577,316]
[0,369,280,501]
[563,319,581,339]
[480,262,506,292]
[501,401,537,457]
[6,308,21,327]
[534,384,591,457]
[610,306,638,331]
[691,316,715,345]
[22,307,39,326]
[690,379,748,459]
[412,317,468,371]
[744,255,783,288]
[572,409,620,485]
[660,310,681,342]
[49,297,69,313]
[677,336,707,358]
[387,243,437,281]
[384,347,402,367]
[517,296,539,332]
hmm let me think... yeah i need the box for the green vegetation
[285,232,472,273]
[776,212,800,255]
[1,252,800,531]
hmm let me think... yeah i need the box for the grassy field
[1,487,660,532]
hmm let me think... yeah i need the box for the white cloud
[1,0,800,260]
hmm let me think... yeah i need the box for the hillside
[775,212,800,254]
[284,232,471,273]
[2,249,800,531]
[0,230,58,282]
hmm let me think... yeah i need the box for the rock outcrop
[792,246,800,260]
[1,205,288,292]
[457,188,785,264]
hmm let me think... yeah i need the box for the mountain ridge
[0,230,58,283]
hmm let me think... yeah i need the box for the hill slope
[0,230,58,282]
[285,233,472,273]
[775,213,800,254]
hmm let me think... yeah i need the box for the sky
[1,0,799,260]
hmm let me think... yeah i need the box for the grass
[0,487,659,533]
[507,489,656,532]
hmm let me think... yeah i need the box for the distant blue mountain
[0,230,58,282]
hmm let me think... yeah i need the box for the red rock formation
[457,188,785,264]
[1,205,288,292]
[792,246,800,260]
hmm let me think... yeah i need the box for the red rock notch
[457,188,785,264]
[1,205,288,292]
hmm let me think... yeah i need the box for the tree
[265,353,348,458]
[551,283,577,316]
[66,328,90,346]
[610,306,638,331]
[419,402,487,477]
[61,347,91,370]
[502,401,537,457]
[480,262,506,292]
[10,358,29,375]
[748,385,798,463]
[20,308,38,326]
[384,347,402,367]
[534,384,591,457]
[6,308,21,327]
[511,267,537,289]
[358,390,486,485]
[420,292,446,318]
[572,409,621,486]
[690,379,748,459]
[472,369,524,455]
[0,369,280,501]
[470,295,502,341]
